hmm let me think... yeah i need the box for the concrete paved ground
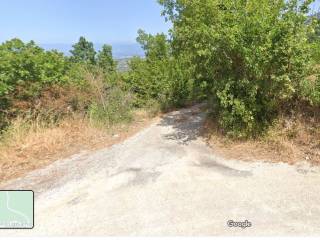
[1,104,320,236]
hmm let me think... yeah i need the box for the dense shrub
[0,38,130,131]
[0,39,70,128]
[301,74,320,106]
[310,41,320,63]
[159,0,317,137]
[88,87,133,126]
[125,30,195,109]
[309,15,320,63]
[2,2,319,139]
[0,39,69,98]
[83,70,133,126]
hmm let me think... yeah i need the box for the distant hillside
[117,58,131,72]
[41,43,144,59]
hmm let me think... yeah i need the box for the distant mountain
[40,42,144,59]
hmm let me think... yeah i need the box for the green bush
[160,0,316,137]
[0,39,70,128]
[88,86,133,126]
[310,41,320,63]
[0,38,129,131]
[126,30,195,110]
[0,39,69,100]
[301,74,320,106]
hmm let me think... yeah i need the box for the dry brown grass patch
[202,112,320,165]
[0,110,157,184]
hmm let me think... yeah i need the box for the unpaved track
[1,104,320,236]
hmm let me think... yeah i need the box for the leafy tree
[126,30,172,106]
[0,37,133,131]
[159,0,316,137]
[0,38,70,129]
[136,29,170,60]
[97,44,116,73]
[70,36,96,64]
[126,30,194,108]
[309,13,320,62]
[0,39,69,100]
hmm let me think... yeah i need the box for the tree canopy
[70,36,96,64]
[97,44,116,73]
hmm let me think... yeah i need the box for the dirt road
[1,104,320,236]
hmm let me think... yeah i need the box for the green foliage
[2,1,319,140]
[0,39,69,97]
[301,74,320,106]
[0,39,71,130]
[126,30,194,109]
[97,44,117,73]
[308,14,320,63]
[86,71,133,126]
[310,41,320,63]
[0,39,69,107]
[160,0,316,137]
[126,55,167,106]
[70,36,96,64]
[88,88,133,126]
[137,29,170,60]
[0,37,128,131]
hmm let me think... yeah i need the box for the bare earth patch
[0,110,158,184]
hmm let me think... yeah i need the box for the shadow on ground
[194,157,252,177]
[157,105,207,145]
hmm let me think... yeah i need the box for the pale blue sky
[0,0,171,44]
[0,0,319,45]
[310,0,320,13]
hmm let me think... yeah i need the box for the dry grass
[0,110,158,183]
[202,111,320,165]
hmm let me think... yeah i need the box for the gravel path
[1,104,320,236]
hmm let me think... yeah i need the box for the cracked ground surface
[1,104,320,236]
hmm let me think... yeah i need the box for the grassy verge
[202,106,320,165]
[0,109,158,184]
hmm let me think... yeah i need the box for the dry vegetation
[202,106,320,165]
[0,110,158,183]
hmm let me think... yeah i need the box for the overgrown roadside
[2,103,320,236]
[0,110,159,184]
[202,105,320,165]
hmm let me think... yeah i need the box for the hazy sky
[310,0,320,12]
[0,0,319,45]
[0,0,171,44]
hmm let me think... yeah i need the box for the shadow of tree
[157,105,207,145]
[194,157,252,177]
